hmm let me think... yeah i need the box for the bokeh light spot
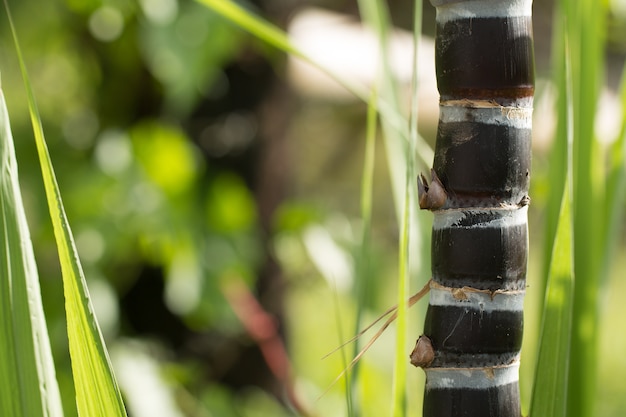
[89,6,124,42]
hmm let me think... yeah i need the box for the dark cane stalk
[412,1,534,416]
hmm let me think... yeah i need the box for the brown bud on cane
[410,335,435,368]
[518,195,531,207]
[418,169,447,210]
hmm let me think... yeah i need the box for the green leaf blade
[0,87,64,417]
[531,24,577,416]
[562,1,607,415]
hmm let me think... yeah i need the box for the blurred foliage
[1,0,626,416]
[1,0,267,415]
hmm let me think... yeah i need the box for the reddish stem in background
[222,277,314,417]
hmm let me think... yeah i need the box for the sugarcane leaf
[530,32,576,417]
[343,81,379,416]
[353,0,409,414]
[0,84,64,417]
[564,1,606,415]
[3,3,127,416]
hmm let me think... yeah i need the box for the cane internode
[417,0,534,416]
[433,0,535,102]
[434,105,532,207]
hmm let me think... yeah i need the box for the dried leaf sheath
[414,1,534,416]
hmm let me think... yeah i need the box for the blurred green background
[1,0,625,416]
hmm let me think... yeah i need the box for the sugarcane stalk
[412,1,534,416]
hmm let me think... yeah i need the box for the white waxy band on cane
[428,282,525,313]
[425,361,520,390]
[439,104,533,130]
[434,0,532,23]
[432,206,528,231]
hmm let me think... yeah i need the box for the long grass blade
[349,1,406,403]
[3,3,127,416]
[392,180,411,417]
[565,1,606,415]
[538,1,609,415]
[357,0,412,217]
[0,83,64,417]
[406,1,425,414]
[346,84,380,416]
[354,0,417,414]
[353,2,424,413]
[530,33,576,417]
[409,0,422,146]
[360,88,378,254]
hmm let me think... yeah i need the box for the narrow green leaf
[540,0,570,308]
[407,2,428,414]
[354,1,415,415]
[0,84,64,417]
[361,88,378,234]
[3,3,127,416]
[392,170,411,417]
[358,0,412,218]
[539,1,610,415]
[347,86,380,417]
[531,32,575,417]
[409,0,422,148]
[565,1,607,415]
[353,0,400,411]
